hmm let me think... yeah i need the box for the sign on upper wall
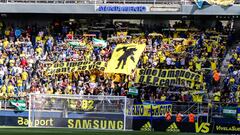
[150,5,181,12]
[96,5,148,12]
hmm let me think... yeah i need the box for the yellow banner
[127,104,172,117]
[207,0,235,6]
[128,104,151,116]
[135,68,203,89]
[176,28,188,32]
[46,61,106,75]
[105,43,146,75]
[149,32,163,37]
[151,104,172,117]
[41,61,54,70]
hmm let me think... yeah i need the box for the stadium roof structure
[0,0,239,15]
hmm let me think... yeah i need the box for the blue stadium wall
[0,4,239,15]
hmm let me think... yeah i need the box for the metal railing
[0,96,26,111]
[0,96,237,121]
[0,0,192,4]
[0,0,240,4]
[171,102,208,114]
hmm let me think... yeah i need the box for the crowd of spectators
[224,45,240,104]
[0,20,235,105]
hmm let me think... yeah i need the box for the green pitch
[0,127,214,135]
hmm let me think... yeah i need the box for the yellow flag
[117,32,128,37]
[105,43,146,75]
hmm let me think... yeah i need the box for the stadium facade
[0,0,239,15]
[0,0,240,134]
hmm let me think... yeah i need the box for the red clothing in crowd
[165,112,172,121]
[21,58,28,67]
[176,113,183,122]
[188,113,195,123]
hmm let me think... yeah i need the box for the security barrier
[0,96,239,134]
[0,114,237,134]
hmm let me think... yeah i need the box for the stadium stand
[0,19,232,105]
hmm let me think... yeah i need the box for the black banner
[212,123,240,134]
[153,121,194,133]
[132,119,151,131]
[132,119,233,134]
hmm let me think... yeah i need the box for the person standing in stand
[176,112,183,122]
[165,111,172,121]
[188,112,195,123]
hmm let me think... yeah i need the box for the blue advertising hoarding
[97,5,147,12]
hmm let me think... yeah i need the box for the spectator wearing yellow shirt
[1,84,7,94]
[7,82,14,96]
[89,73,97,88]
[211,60,217,71]
[46,87,54,94]
[195,61,201,71]
[90,73,96,83]
[3,38,9,49]
[35,34,42,43]
[213,89,221,102]
[205,43,212,57]
[113,73,121,84]
[143,54,148,66]
[235,89,240,104]
[233,52,238,60]
[21,70,28,90]
[159,54,166,68]
[191,91,203,103]
[160,94,166,101]
[9,58,15,67]
[175,44,182,53]
[0,91,6,100]
[193,55,198,62]
[65,84,72,94]
[4,28,10,37]
[17,76,23,92]
[0,56,4,65]
[35,46,43,55]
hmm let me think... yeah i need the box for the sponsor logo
[216,125,240,132]
[150,5,180,12]
[195,122,210,133]
[97,6,147,12]
[68,119,123,130]
[18,117,54,127]
[166,122,180,132]
[140,122,151,131]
